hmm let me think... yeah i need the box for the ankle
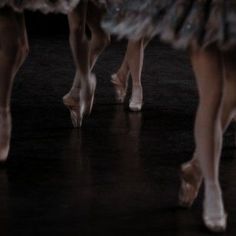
[205,181,221,191]
[132,83,142,88]
[204,182,222,204]
[131,86,143,99]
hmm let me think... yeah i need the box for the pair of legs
[179,44,236,232]
[0,1,110,161]
[111,38,150,111]
[63,0,110,127]
[0,7,29,162]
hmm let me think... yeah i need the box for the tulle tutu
[102,0,236,50]
[0,0,81,14]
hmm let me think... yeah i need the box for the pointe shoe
[179,161,202,207]
[129,85,143,112]
[111,73,128,103]
[63,88,81,128]
[203,187,227,232]
[0,110,11,162]
[79,74,97,124]
[63,74,96,128]
[203,213,227,233]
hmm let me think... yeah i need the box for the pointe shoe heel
[203,213,227,233]
[179,162,202,207]
[111,74,127,103]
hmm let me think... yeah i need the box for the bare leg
[179,49,236,212]
[111,38,150,106]
[87,1,110,70]
[191,45,226,232]
[0,7,29,162]
[64,1,96,127]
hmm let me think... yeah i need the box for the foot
[179,160,202,207]
[203,184,227,232]
[63,87,81,128]
[129,85,143,112]
[0,109,11,162]
[111,73,128,103]
[63,74,96,128]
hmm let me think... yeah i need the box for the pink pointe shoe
[203,186,227,232]
[63,74,96,127]
[129,85,143,112]
[203,212,227,233]
[179,161,203,207]
[111,73,128,103]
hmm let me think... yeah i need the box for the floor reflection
[1,34,236,235]
[0,168,8,235]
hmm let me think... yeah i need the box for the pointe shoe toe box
[204,214,227,232]
[129,101,142,112]
[111,74,127,103]
[0,147,9,162]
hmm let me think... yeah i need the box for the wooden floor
[0,34,236,235]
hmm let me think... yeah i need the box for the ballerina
[102,0,236,232]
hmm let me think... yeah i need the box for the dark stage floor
[0,34,236,236]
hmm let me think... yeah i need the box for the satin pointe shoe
[63,87,81,128]
[111,73,128,103]
[203,186,227,232]
[63,74,96,127]
[179,161,203,207]
[129,85,143,112]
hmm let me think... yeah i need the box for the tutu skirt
[0,0,81,14]
[102,0,236,50]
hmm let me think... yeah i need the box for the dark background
[25,12,69,36]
